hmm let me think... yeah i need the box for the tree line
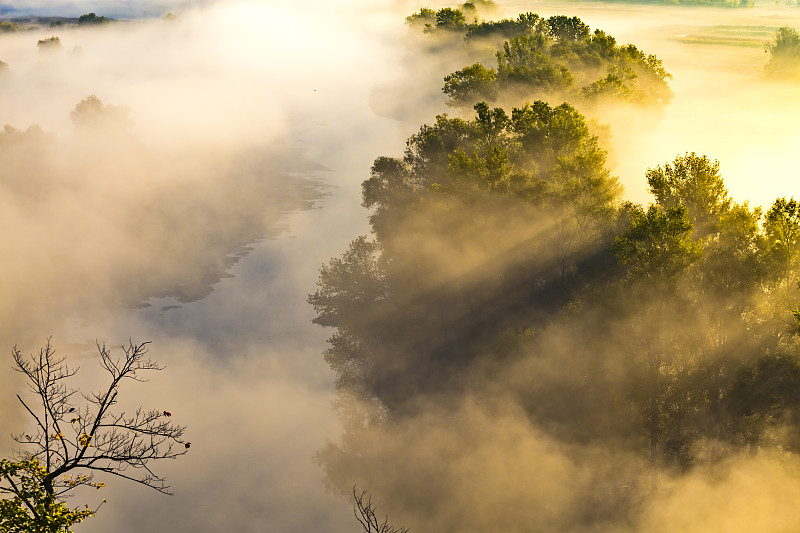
[408,8,672,108]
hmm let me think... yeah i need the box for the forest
[309,7,800,533]
[409,7,672,107]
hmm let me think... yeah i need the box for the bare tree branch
[8,339,189,497]
[353,486,409,533]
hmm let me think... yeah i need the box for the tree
[37,37,62,51]
[443,63,497,107]
[611,204,701,283]
[1,458,95,532]
[765,27,800,77]
[646,152,731,238]
[0,21,20,32]
[581,72,632,102]
[77,13,110,25]
[434,8,467,31]
[546,15,589,42]
[763,197,800,282]
[3,338,188,528]
[495,35,574,95]
[461,2,479,24]
[405,8,436,28]
[426,10,671,108]
[611,204,703,465]
[69,95,130,131]
[465,12,545,42]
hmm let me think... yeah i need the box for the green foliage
[728,352,800,418]
[586,0,752,6]
[69,95,131,131]
[611,204,702,281]
[465,12,545,41]
[647,152,731,237]
[435,8,467,31]
[443,63,497,106]
[424,11,672,108]
[37,36,61,50]
[763,197,800,278]
[77,12,110,25]
[461,2,478,24]
[0,458,95,533]
[308,236,387,328]
[495,34,575,94]
[314,99,621,411]
[405,8,436,28]
[0,21,20,32]
[581,72,633,101]
[702,201,764,295]
[362,100,616,212]
[546,15,590,42]
[765,26,800,77]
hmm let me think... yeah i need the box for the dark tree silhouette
[353,487,409,533]
[9,339,188,497]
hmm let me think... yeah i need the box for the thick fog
[2,1,800,532]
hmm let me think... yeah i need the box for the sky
[2,0,800,532]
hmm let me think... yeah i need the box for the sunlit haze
[2,1,800,532]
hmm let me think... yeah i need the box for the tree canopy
[77,13,110,25]
[425,11,672,108]
[765,26,800,78]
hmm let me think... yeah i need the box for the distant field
[674,24,776,46]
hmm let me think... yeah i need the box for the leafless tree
[10,338,188,497]
[353,486,408,533]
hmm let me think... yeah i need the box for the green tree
[581,72,633,102]
[765,26,800,77]
[0,21,20,32]
[308,236,387,329]
[646,152,731,238]
[611,204,701,282]
[611,205,702,465]
[763,197,800,281]
[77,13,110,25]
[37,36,61,51]
[465,12,546,41]
[443,63,497,107]
[546,15,590,42]
[435,8,466,31]
[1,458,95,532]
[436,12,671,108]
[461,2,479,24]
[495,34,574,95]
[69,95,130,130]
[405,7,436,28]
